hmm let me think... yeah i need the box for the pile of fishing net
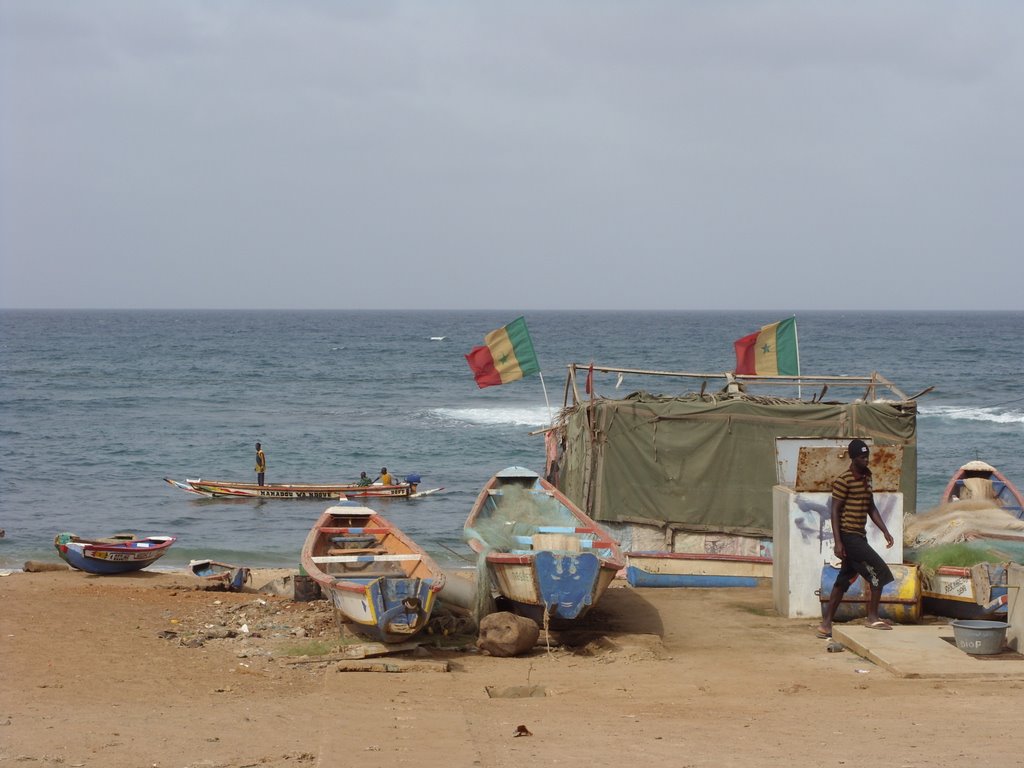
[903,500,1024,549]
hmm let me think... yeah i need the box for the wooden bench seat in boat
[311,553,421,564]
[487,489,555,497]
[326,547,386,556]
[331,572,410,581]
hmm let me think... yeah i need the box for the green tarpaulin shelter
[557,376,918,539]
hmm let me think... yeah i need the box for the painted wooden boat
[625,552,772,588]
[300,502,445,643]
[54,532,176,575]
[921,564,1009,620]
[464,466,624,623]
[165,477,442,500]
[189,559,251,590]
[943,460,1024,520]
[818,562,922,624]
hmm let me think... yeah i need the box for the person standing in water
[255,442,266,486]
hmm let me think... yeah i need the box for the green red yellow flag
[465,316,540,388]
[733,317,799,376]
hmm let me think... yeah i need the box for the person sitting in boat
[356,471,372,487]
[378,467,393,485]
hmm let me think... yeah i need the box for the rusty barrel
[819,562,921,624]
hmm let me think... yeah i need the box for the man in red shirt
[817,439,895,638]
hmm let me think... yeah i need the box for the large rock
[24,560,71,572]
[476,612,539,657]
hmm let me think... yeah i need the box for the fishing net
[466,485,578,625]
[907,542,1006,575]
[903,500,1024,549]
[468,485,574,550]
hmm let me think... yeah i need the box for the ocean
[1,310,1021,571]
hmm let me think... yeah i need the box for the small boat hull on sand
[921,564,1009,620]
[464,466,624,623]
[54,532,176,575]
[625,552,773,588]
[300,502,444,643]
[189,559,251,590]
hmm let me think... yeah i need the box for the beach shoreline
[3,568,1023,767]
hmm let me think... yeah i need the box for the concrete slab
[833,624,1024,680]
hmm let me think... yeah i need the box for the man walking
[255,442,266,486]
[818,439,895,638]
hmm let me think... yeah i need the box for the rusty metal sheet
[794,445,904,492]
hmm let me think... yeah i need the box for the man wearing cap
[817,439,896,637]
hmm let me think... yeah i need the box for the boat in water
[54,532,177,574]
[164,476,442,500]
[300,502,445,643]
[464,466,624,623]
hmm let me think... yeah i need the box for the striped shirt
[832,469,873,536]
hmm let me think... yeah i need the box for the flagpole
[793,315,802,400]
[538,371,553,424]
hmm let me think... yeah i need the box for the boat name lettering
[89,551,147,562]
[941,578,970,597]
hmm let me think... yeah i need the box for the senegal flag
[465,316,540,388]
[733,317,800,376]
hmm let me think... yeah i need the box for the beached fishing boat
[943,460,1024,519]
[188,559,251,590]
[300,502,445,643]
[54,532,176,575]
[625,551,772,588]
[464,466,624,623]
[164,476,442,500]
[920,563,1009,620]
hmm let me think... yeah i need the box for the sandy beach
[2,568,1022,768]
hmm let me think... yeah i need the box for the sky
[1,2,1022,311]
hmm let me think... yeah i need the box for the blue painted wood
[626,566,758,588]
[533,551,601,620]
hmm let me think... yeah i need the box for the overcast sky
[1,2,1021,311]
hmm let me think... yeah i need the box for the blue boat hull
[626,567,759,588]
[59,546,165,574]
[54,533,175,575]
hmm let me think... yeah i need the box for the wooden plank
[281,641,423,664]
[339,641,422,659]
[326,548,386,556]
[319,527,388,535]
[333,658,449,673]
[312,553,420,564]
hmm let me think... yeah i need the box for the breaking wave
[919,404,1024,426]
[431,405,553,428]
